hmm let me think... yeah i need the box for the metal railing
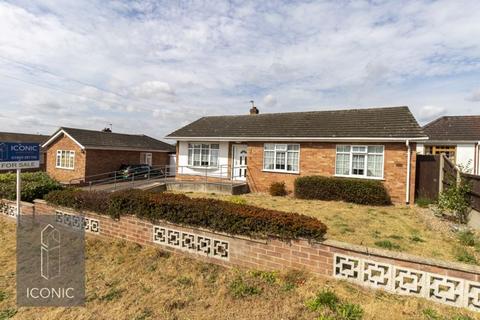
[68,164,247,192]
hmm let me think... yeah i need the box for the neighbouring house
[166,106,427,204]
[0,131,50,171]
[417,116,480,174]
[42,127,175,183]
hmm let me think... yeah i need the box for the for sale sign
[0,142,40,170]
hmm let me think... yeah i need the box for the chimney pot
[249,101,259,115]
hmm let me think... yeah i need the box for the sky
[0,0,479,140]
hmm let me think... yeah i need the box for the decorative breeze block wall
[153,225,229,261]
[334,253,480,312]
[0,202,16,218]
[3,199,479,313]
[55,210,100,234]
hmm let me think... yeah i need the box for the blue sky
[0,0,479,140]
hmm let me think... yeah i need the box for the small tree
[437,170,472,224]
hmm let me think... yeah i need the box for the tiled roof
[47,127,175,152]
[423,116,480,141]
[0,132,50,150]
[167,106,425,139]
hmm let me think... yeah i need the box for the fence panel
[463,174,480,212]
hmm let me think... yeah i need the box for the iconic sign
[0,142,40,170]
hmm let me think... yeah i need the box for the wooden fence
[463,173,480,212]
[438,155,480,211]
[415,154,480,211]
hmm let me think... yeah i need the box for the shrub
[269,182,287,196]
[45,189,328,241]
[0,172,63,202]
[437,175,472,224]
[294,176,391,206]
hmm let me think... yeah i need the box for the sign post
[0,142,40,221]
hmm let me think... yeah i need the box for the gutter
[406,139,411,205]
[165,136,430,142]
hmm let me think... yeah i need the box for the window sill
[334,174,384,181]
[262,169,300,175]
[56,166,75,171]
[187,166,219,170]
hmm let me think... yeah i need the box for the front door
[232,144,247,181]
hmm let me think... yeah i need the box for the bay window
[263,144,299,173]
[188,143,219,167]
[335,145,384,178]
[56,150,75,169]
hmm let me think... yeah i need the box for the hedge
[0,172,63,202]
[44,189,327,241]
[294,176,391,205]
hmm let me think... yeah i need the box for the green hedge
[294,176,391,205]
[45,189,327,241]
[0,172,63,202]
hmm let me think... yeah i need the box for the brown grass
[182,192,480,264]
[1,218,478,320]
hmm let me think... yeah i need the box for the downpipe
[406,139,411,205]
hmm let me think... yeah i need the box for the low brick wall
[2,198,480,312]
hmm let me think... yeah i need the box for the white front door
[232,144,247,181]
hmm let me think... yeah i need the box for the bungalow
[417,116,480,174]
[0,131,50,170]
[42,127,175,183]
[166,106,427,204]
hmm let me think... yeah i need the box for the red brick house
[0,131,50,171]
[42,127,175,183]
[166,106,428,204]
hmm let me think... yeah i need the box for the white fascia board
[41,129,85,149]
[85,146,173,152]
[421,140,478,145]
[166,136,430,142]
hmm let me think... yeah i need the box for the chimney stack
[249,100,259,115]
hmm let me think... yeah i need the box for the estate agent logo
[40,224,61,280]
[17,215,85,306]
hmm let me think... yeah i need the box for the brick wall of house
[6,199,477,312]
[85,149,170,178]
[45,134,86,183]
[247,142,417,204]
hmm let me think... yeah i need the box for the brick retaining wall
[2,198,480,312]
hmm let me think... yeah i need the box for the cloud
[262,94,277,108]
[0,1,479,138]
[130,81,175,99]
[466,88,480,102]
[417,105,447,122]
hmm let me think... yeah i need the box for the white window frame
[55,150,75,170]
[187,143,219,168]
[140,152,153,166]
[335,145,384,180]
[262,143,300,174]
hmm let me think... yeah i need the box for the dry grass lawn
[183,192,480,265]
[1,218,478,320]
